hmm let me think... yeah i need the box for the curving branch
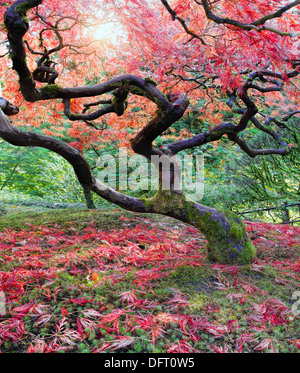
[5,0,300,264]
[226,89,292,152]
[162,0,300,37]
[250,1,300,26]
[3,0,191,194]
[282,110,300,121]
[227,132,290,158]
[131,93,189,159]
[163,64,300,157]
[161,0,300,37]
[0,97,152,212]
[4,0,299,167]
[63,98,115,122]
[161,121,236,155]
[4,2,174,105]
[265,111,300,134]
[162,79,258,155]
[196,0,300,37]
[160,0,207,45]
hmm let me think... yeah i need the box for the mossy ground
[0,206,132,232]
[0,205,299,353]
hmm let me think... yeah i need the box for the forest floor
[0,205,299,353]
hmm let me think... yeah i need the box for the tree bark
[142,190,255,265]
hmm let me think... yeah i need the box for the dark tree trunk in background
[83,188,96,209]
[282,202,290,224]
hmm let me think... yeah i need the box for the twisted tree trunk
[144,191,255,264]
[0,0,257,265]
[83,189,96,209]
[0,98,255,265]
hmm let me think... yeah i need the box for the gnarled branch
[0,97,152,212]
[197,0,300,37]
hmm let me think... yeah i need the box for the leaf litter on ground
[0,210,299,353]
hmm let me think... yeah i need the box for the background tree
[0,0,299,264]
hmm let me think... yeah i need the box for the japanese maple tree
[0,0,299,264]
